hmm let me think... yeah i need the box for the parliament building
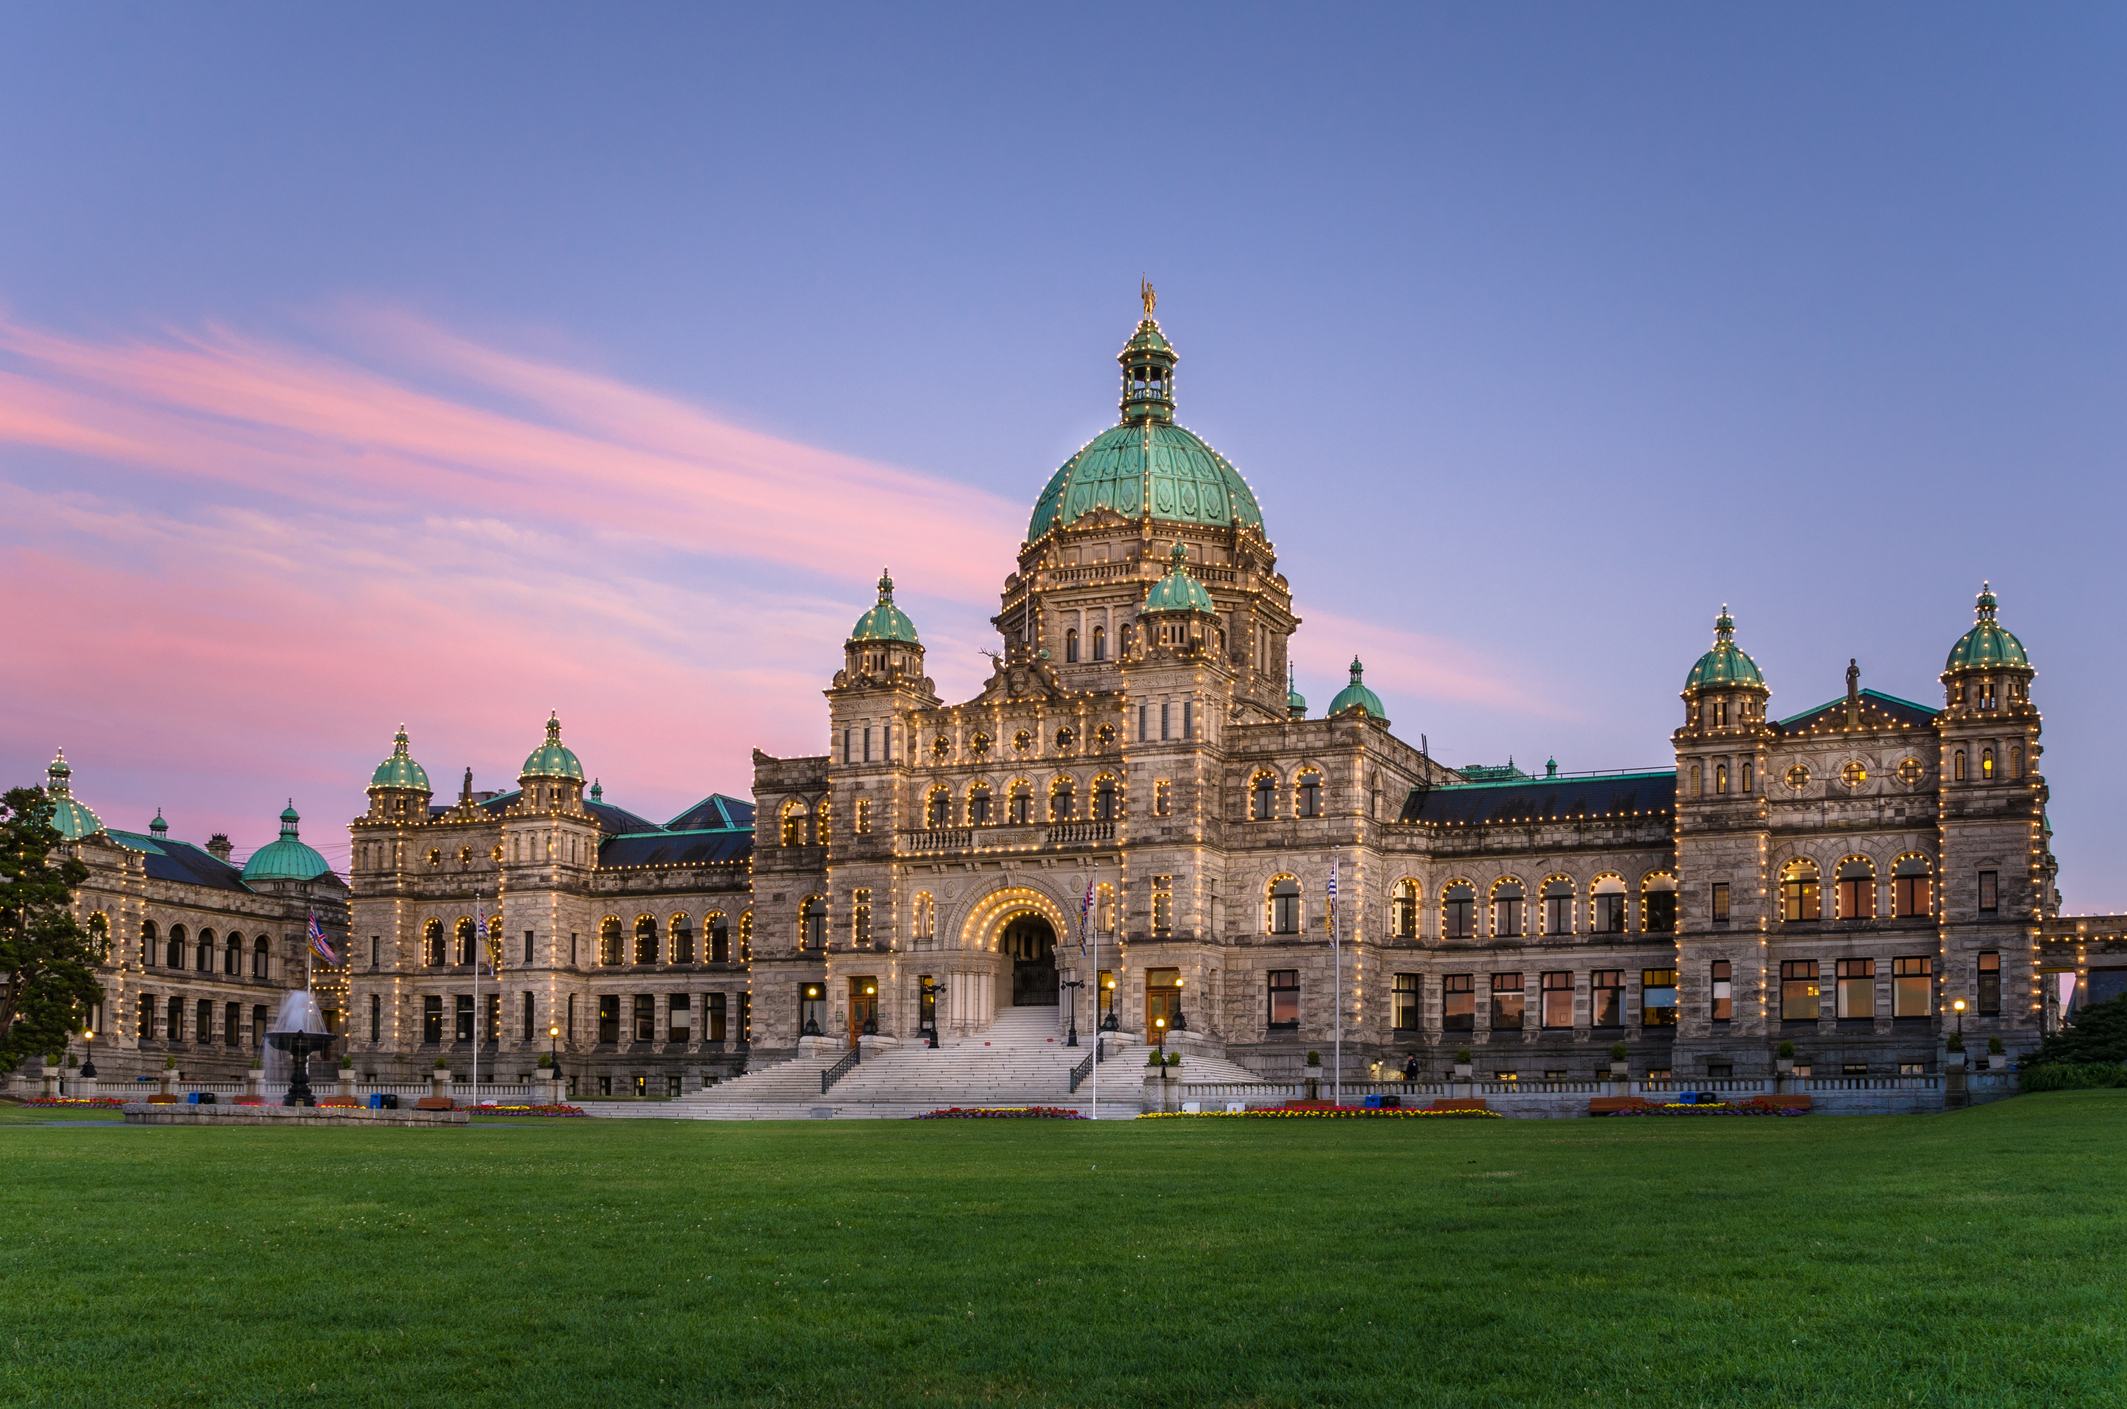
[44,302,2063,1091]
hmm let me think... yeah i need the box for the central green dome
[242,803,331,882]
[1026,311,1265,543]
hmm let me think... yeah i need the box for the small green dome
[42,750,103,840]
[1945,582,2029,672]
[521,713,585,781]
[1328,657,1386,719]
[241,802,331,881]
[1143,544,1217,614]
[1286,666,1307,719]
[849,569,920,644]
[1684,607,1765,691]
[370,725,431,790]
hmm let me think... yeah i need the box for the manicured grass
[2,1095,2122,1407]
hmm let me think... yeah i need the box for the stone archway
[1001,915,1059,1007]
[948,885,1073,1031]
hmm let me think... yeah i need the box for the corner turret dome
[42,749,104,840]
[1025,294,1266,543]
[1944,582,2029,672]
[849,569,920,644]
[1142,544,1217,615]
[241,802,331,881]
[370,725,431,790]
[1684,607,1765,692]
[1327,658,1386,720]
[520,714,585,781]
[1286,666,1307,719]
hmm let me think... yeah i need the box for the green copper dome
[520,713,585,781]
[1684,607,1765,691]
[369,725,431,791]
[42,750,104,841]
[1327,657,1386,719]
[849,569,920,643]
[241,802,331,881]
[1142,543,1217,614]
[1026,309,1265,543]
[1286,666,1307,719]
[1944,582,2029,672]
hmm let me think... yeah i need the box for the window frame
[1267,969,1300,1029]
[1442,973,1476,1031]
[1540,971,1574,1030]
[1590,970,1624,1028]
[1711,960,1732,1022]
[1490,972,1526,1031]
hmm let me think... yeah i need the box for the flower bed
[1142,1107,1502,1120]
[467,1103,587,1118]
[1605,1101,1806,1117]
[914,1106,1088,1120]
[19,1096,128,1109]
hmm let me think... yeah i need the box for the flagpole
[1331,859,1342,1109]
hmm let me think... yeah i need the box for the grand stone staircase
[582,1006,1262,1120]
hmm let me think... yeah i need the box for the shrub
[63,1053,78,1068]
[1165,1052,1181,1067]
[1146,1051,1163,1067]
[1777,1040,1795,1059]
[1609,1043,1628,1062]
[162,1054,177,1070]
[44,1051,62,1067]
[1988,1036,2005,1055]
[2017,1063,2127,1092]
[249,1059,262,1071]
[537,1053,553,1068]
[1306,1051,1321,1066]
[434,1058,449,1070]
[1946,1032,1964,1053]
[1456,1048,1473,1064]
[2024,993,2127,1067]
[339,1056,354,1069]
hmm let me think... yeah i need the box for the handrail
[820,1045,860,1094]
[1069,1051,1094,1093]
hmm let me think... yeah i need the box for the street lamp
[1059,976,1084,1047]
[78,1029,97,1080]
[862,983,878,1036]
[1099,974,1119,1032]
[1952,998,1966,1041]
[1154,1015,1167,1056]
[919,977,941,1047]
[1169,977,1188,1032]
[548,1023,559,1068]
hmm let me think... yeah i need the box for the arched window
[1641,873,1678,933]
[1954,750,1966,781]
[253,936,269,978]
[967,782,992,825]
[1392,879,1420,939]
[1442,882,1476,939]
[167,924,187,970]
[634,915,658,965]
[598,916,623,966]
[1295,770,1322,819]
[1591,875,1627,933]
[1269,877,1302,935]
[708,912,729,963]
[197,930,215,971]
[780,800,805,846]
[1009,781,1033,825]
[1893,855,1933,917]
[912,893,935,942]
[452,917,475,966]
[1715,763,1729,794]
[1065,628,1079,663]
[1120,622,1136,656]
[423,919,444,966]
[2011,744,2024,779]
[140,919,157,967]
[1690,764,1702,797]
[1981,747,1995,780]
[1780,860,1822,922]
[1093,775,1117,820]
[799,897,825,951]
[1092,625,1106,661]
[1540,879,1575,936]
[737,910,753,963]
[1742,760,1755,793]
[927,787,953,829]
[813,799,829,843]
[1251,772,1277,821]
[1836,858,1876,920]
[224,933,241,974]
[1049,776,1075,822]
[1491,880,1525,938]
[670,913,694,964]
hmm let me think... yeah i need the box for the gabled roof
[109,830,251,892]
[599,831,754,869]
[1400,771,1676,826]
[1776,688,1938,734]
[665,794,755,831]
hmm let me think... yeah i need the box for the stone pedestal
[158,1071,178,1098]
[857,1035,901,1056]
[796,1036,844,1061]
[336,1070,360,1099]
[40,1066,60,1098]
[429,1070,453,1102]
[532,1069,559,1102]
[246,1070,265,1100]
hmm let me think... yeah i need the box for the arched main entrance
[1002,916,1058,1007]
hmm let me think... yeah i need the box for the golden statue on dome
[1140,277,1156,316]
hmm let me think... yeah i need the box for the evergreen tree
[2023,993,2127,1067]
[0,786,104,1073]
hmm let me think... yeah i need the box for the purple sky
[3,5,2123,907]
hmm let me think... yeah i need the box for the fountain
[263,991,333,1108]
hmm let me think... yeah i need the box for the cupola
[241,802,332,882]
[1286,666,1307,720]
[365,725,433,822]
[1327,657,1387,721]
[41,749,104,841]
[843,568,927,686]
[518,714,588,812]
[1941,582,2034,712]
[148,809,169,839]
[1681,606,1769,731]
[1120,281,1177,427]
[1138,544,1219,654]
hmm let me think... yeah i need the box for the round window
[931,735,952,760]
[1841,760,1868,787]
[1013,730,1032,752]
[1785,765,1810,790]
[1895,757,1924,785]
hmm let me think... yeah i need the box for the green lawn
[1,1096,2121,1408]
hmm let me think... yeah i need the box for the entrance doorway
[848,976,878,1047]
[1003,917,1059,1006]
[1146,967,1181,1044]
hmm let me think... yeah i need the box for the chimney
[206,833,234,862]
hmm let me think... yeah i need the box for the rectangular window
[853,889,873,947]
[708,991,728,1042]
[370,992,382,1042]
[1711,882,1731,924]
[1541,971,1574,1029]
[1161,702,1172,741]
[1152,876,1173,933]
[1836,958,1876,1019]
[854,799,870,835]
[423,995,443,1043]
[1591,970,1623,1028]
[197,1000,213,1044]
[1895,872,1932,918]
[841,728,851,764]
[523,929,534,965]
[633,994,656,1043]
[1392,973,1420,1031]
[1593,894,1625,934]
[168,996,184,1041]
[1711,960,1732,1021]
[1978,951,2001,1016]
[668,993,691,1043]
[1442,974,1476,1031]
[1183,701,1194,738]
[597,995,620,1044]
[138,994,154,1039]
[1542,895,1571,936]
[224,1001,241,1047]
[863,726,873,763]
[738,991,751,1043]
[1780,960,1820,1021]
[1491,973,1525,1030]
[1783,875,1823,922]
[1838,875,1874,920]
[252,1004,267,1049]
[1641,969,1678,1028]
[1977,871,1998,913]
[455,994,474,1043]
[1893,956,1932,1017]
[1445,897,1474,939]
[1267,969,1300,1028]
[1644,891,1677,933]
[521,991,534,1041]
[1138,704,1149,741]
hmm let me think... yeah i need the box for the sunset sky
[4,5,2125,905]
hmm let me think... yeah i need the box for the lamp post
[862,983,878,1037]
[78,1029,97,1081]
[1099,974,1118,1032]
[1952,998,1966,1041]
[1154,1015,1167,1056]
[919,977,941,1047]
[1059,976,1084,1047]
[548,1023,559,1068]
[1169,977,1188,1032]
